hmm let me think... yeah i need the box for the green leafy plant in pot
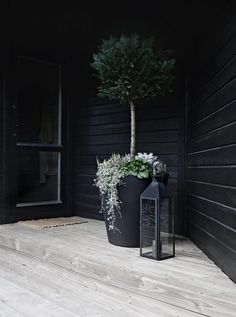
[92,34,175,247]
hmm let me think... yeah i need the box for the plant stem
[129,99,136,158]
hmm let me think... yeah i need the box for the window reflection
[17,150,60,204]
[17,58,59,144]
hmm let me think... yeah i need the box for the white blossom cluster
[135,152,167,176]
[135,152,158,164]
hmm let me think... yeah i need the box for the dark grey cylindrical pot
[103,176,151,247]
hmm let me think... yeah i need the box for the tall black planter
[103,176,151,247]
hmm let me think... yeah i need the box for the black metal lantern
[140,177,175,260]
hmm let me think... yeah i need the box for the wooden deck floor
[0,219,235,317]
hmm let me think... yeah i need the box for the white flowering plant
[94,152,167,231]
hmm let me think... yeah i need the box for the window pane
[17,58,60,144]
[141,199,156,258]
[17,149,60,204]
[160,198,174,259]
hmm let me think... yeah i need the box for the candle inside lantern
[152,239,162,258]
[152,240,157,258]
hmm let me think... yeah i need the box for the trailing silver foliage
[94,153,167,231]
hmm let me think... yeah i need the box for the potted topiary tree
[92,34,175,247]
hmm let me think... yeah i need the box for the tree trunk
[129,99,136,158]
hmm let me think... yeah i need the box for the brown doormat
[17,217,88,229]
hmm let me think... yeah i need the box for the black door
[6,57,70,222]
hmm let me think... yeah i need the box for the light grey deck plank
[0,219,235,317]
[0,300,25,317]
[0,246,201,317]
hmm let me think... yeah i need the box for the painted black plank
[87,95,177,111]
[188,194,236,230]
[187,166,236,187]
[137,118,179,132]
[196,13,236,84]
[188,99,236,139]
[188,121,236,153]
[189,223,236,283]
[84,103,128,116]
[78,144,130,156]
[192,56,236,112]
[80,107,180,126]
[189,207,236,251]
[75,202,102,218]
[137,106,180,120]
[79,133,131,145]
[188,76,236,126]
[187,180,236,209]
[197,31,236,88]
[187,144,236,166]
[78,122,131,136]
[76,193,100,205]
[79,112,130,126]
[78,143,179,156]
[78,118,179,136]
[78,130,179,146]
[137,130,179,143]
[75,183,98,195]
[137,143,179,154]
[80,101,180,125]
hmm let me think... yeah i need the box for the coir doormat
[17,217,88,229]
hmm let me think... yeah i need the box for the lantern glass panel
[140,198,157,258]
[160,197,174,259]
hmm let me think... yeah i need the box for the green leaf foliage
[124,159,151,179]
[91,34,175,104]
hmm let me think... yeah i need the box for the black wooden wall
[187,10,236,282]
[75,95,186,234]
[0,66,4,223]
[0,53,7,224]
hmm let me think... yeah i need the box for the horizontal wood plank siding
[0,81,3,222]
[187,11,236,282]
[75,97,185,234]
[0,57,6,224]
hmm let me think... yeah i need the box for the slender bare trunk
[129,99,136,158]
